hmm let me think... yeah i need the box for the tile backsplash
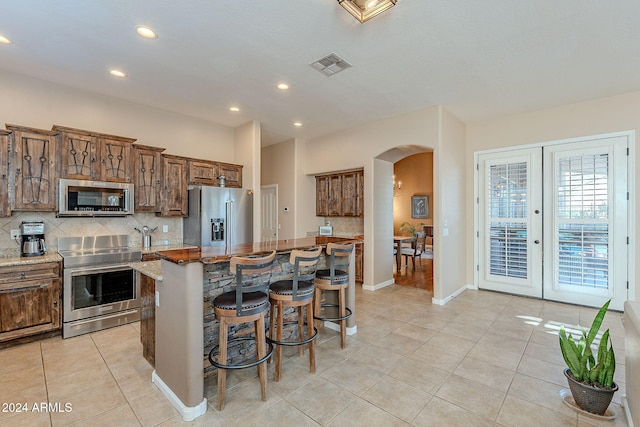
[321,217,364,237]
[0,212,182,252]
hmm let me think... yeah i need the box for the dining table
[393,235,415,272]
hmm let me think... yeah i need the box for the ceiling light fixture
[109,69,127,78]
[293,122,303,127]
[337,0,397,23]
[0,35,11,44]
[277,83,289,90]
[135,25,158,39]
[229,106,240,112]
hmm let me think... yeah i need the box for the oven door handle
[64,264,133,275]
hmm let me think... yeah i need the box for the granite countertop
[129,260,162,281]
[0,251,63,268]
[157,236,363,265]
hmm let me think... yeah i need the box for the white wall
[466,90,640,300]
[0,69,235,161]
[261,139,296,239]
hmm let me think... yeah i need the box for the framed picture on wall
[411,195,429,219]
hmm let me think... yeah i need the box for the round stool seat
[214,291,269,312]
[269,279,314,297]
[315,269,349,284]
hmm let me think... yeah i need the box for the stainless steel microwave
[58,178,134,217]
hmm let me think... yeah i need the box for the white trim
[432,285,469,305]
[627,135,636,302]
[324,321,357,335]
[152,370,207,422]
[622,396,634,427]
[363,278,394,291]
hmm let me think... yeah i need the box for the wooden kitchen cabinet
[0,130,10,217]
[7,125,58,211]
[54,125,136,183]
[0,262,61,342]
[315,169,364,217]
[355,242,363,283]
[160,154,188,217]
[216,162,243,187]
[188,159,217,185]
[139,272,156,366]
[134,144,165,212]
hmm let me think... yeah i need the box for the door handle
[534,240,540,244]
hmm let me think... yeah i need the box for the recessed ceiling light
[0,35,11,44]
[109,69,127,78]
[136,26,158,39]
[229,107,240,112]
[277,83,289,90]
[293,122,303,127]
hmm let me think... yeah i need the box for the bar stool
[207,251,276,411]
[314,242,354,349]
[268,246,322,381]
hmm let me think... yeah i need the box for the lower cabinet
[355,243,363,283]
[139,272,156,366]
[0,262,61,342]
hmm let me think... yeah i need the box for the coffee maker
[20,221,46,257]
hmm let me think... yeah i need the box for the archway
[363,145,438,298]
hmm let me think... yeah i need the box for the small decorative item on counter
[134,225,158,249]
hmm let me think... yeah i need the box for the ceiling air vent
[309,53,352,77]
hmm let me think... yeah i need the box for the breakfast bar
[151,236,361,421]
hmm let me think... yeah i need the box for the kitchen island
[152,236,361,421]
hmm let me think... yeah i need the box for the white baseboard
[432,285,469,306]
[152,370,207,422]
[622,395,634,427]
[362,278,394,291]
[324,321,357,335]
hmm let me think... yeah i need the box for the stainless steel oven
[59,235,141,338]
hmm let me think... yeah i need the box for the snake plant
[558,299,616,388]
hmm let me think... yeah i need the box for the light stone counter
[129,260,162,281]
[0,250,62,267]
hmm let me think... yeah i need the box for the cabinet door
[341,172,359,217]
[12,130,57,211]
[59,131,98,180]
[355,243,363,283]
[217,163,242,188]
[0,279,60,333]
[160,155,188,217]
[134,145,164,212]
[140,273,156,366]
[188,160,217,185]
[316,176,329,216]
[100,138,132,182]
[328,174,342,216]
[0,131,9,217]
[357,170,364,217]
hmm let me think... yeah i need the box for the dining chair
[401,231,426,271]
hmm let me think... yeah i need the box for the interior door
[542,137,628,311]
[261,185,278,243]
[478,148,543,297]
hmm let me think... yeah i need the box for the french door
[478,135,629,310]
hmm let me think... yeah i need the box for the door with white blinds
[478,148,543,297]
[543,137,628,310]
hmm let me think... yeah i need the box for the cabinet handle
[53,301,58,308]
[20,272,26,279]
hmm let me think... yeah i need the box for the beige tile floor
[0,285,629,426]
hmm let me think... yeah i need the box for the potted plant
[398,221,424,236]
[558,299,618,415]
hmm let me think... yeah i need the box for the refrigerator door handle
[225,200,233,246]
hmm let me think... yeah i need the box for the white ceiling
[2,1,640,146]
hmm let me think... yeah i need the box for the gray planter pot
[564,368,618,415]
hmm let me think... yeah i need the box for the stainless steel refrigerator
[183,186,253,247]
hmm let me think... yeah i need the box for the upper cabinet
[188,159,217,185]
[6,125,58,211]
[53,125,136,183]
[133,144,165,212]
[0,131,9,217]
[160,154,188,217]
[216,162,242,188]
[315,169,364,217]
